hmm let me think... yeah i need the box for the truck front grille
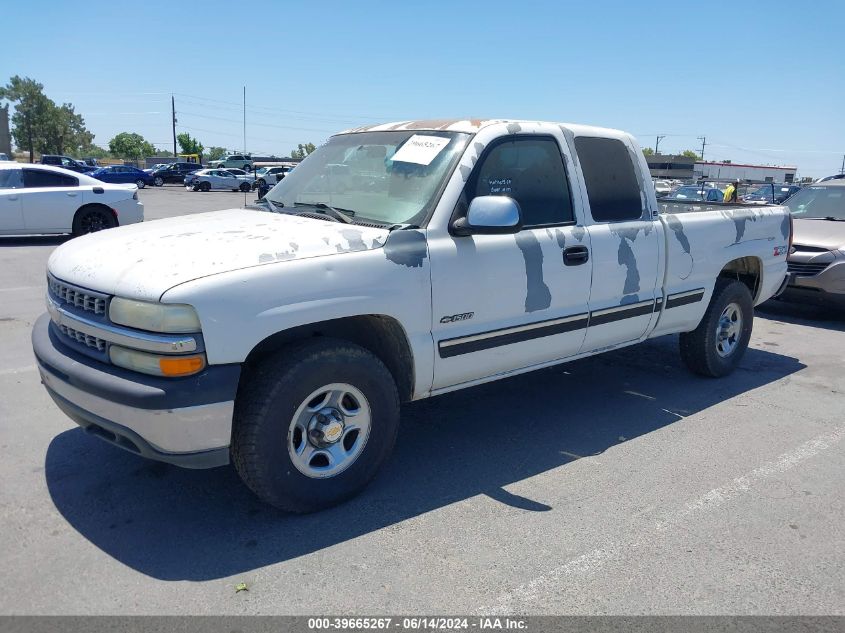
[48,276,108,316]
[58,324,107,352]
[787,261,829,277]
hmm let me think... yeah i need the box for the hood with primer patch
[47,208,390,301]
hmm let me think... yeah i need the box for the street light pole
[655,135,666,155]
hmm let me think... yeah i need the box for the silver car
[781,181,845,308]
[189,169,253,192]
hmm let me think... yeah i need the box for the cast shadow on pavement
[45,334,804,581]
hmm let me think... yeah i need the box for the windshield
[670,186,705,198]
[265,130,470,226]
[784,185,845,220]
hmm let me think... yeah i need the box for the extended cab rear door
[429,127,593,391]
[570,133,662,351]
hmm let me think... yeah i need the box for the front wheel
[135,179,146,189]
[679,279,753,377]
[239,182,251,192]
[153,176,164,187]
[199,181,211,192]
[231,338,400,513]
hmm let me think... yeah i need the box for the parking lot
[0,185,843,615]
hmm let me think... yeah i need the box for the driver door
[429,133,593,390]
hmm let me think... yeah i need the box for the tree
[109,132,155,160]
[681,149,702,160]
[42,103,93,156]
[177,132,203,156]
[206,146,227,161]
[642,147,654,156]
[77,143,110,159]
[290,142,316,160]
[0,76,52,162]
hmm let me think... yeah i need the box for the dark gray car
[781,181,845,308]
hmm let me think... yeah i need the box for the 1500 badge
[440,312,474,324]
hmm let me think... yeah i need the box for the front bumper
[32,313,241,468]
[782,259,845,308]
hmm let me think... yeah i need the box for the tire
[154,176,164,187]
[231,338,400,513]
[72,205,117,236]
[679,278,753,377]
[199,181,211,192]
[135,179,146,189]
[239,182,251,192]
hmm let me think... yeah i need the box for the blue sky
[3,1,843,177]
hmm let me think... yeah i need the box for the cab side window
[574,136,643,222]
[468,137,574,227]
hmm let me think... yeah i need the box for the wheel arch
[73,202,117,225]
[718,255,762,302]
[243,314,416,402]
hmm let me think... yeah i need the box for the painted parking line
[480,424,845,615]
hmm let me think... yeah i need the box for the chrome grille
[48,277,107,315]
[58,324,107,352]
[787,261,829,276]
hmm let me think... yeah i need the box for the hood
[792,218,845,252]
[48,208,390,301]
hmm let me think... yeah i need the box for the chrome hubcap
[715,302,742,357]
[288,383,371,478]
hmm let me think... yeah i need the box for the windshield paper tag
[391,135,451,166]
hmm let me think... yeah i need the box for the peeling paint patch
[515,233,552,312]
[780,213,790,241]
[572,225,586,242]
[617,236,641,295]
[665,214,691,254]
[554,229,566,249]
[384,230,427,268]
[258,253,274,263]
[337,228,367,253]
[620,294,641,305]
[506,122,522,134]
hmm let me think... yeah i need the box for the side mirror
[451,195,522,237]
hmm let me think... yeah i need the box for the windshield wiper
[293,202,356,224]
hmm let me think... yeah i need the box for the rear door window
[574,136,643,222]
[22,169,79,188]
[0,169,23,189]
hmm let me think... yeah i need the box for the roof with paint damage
[339,119,630,140]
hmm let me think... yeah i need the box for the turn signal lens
[159,356,206,377]
[110,346,206,378]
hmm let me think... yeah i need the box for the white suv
[209,154,254,172]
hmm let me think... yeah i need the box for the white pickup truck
[32,119,791,512]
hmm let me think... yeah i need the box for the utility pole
[171,95,177,160]
[243,86,246,156]
[840,153,844,175]
[655,135,666,155]
[698,136,706,161]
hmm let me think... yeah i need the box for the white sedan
[0,163,144,236]
[188,169,253,192]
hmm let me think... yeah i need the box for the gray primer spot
[780,213,790,240]
[665,214,691,254]
[515,232,552,312]
[337,228,367,253]
[615,226,640,242]
[384,230,427,268]
[506,122,522,134]
[617,236,641,296]
[275,251,296,261]
[620,294,641,305]
[572,225,586,242]
[289,242,299,251]
[258,253,274,263]
[554,229,566,249]
[459,164,473,181]
[724,209,758,243]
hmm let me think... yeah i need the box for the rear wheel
[239,181,251,192]
[153,176,164,187]
[231,338,400,513]
[199,181,211,192]
[72,205,117,236]
[680,279,753,377]
[135,179,146,189]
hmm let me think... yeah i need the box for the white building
[693,161,797,183]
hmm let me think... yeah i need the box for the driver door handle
[563,245,589,266]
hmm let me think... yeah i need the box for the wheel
[256,178,266,188]
[154,176,164,187]
[679,279,753,377]
[239,182,251,192]
[135,179,146,189]
[231,338,400,513]
[72,205,117,236]
[199,181,211,192]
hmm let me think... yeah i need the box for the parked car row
[654,178,802,204]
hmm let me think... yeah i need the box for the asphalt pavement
[0,186,842,615]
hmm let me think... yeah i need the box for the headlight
[109,298,201,333]
[110,346,206,377]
